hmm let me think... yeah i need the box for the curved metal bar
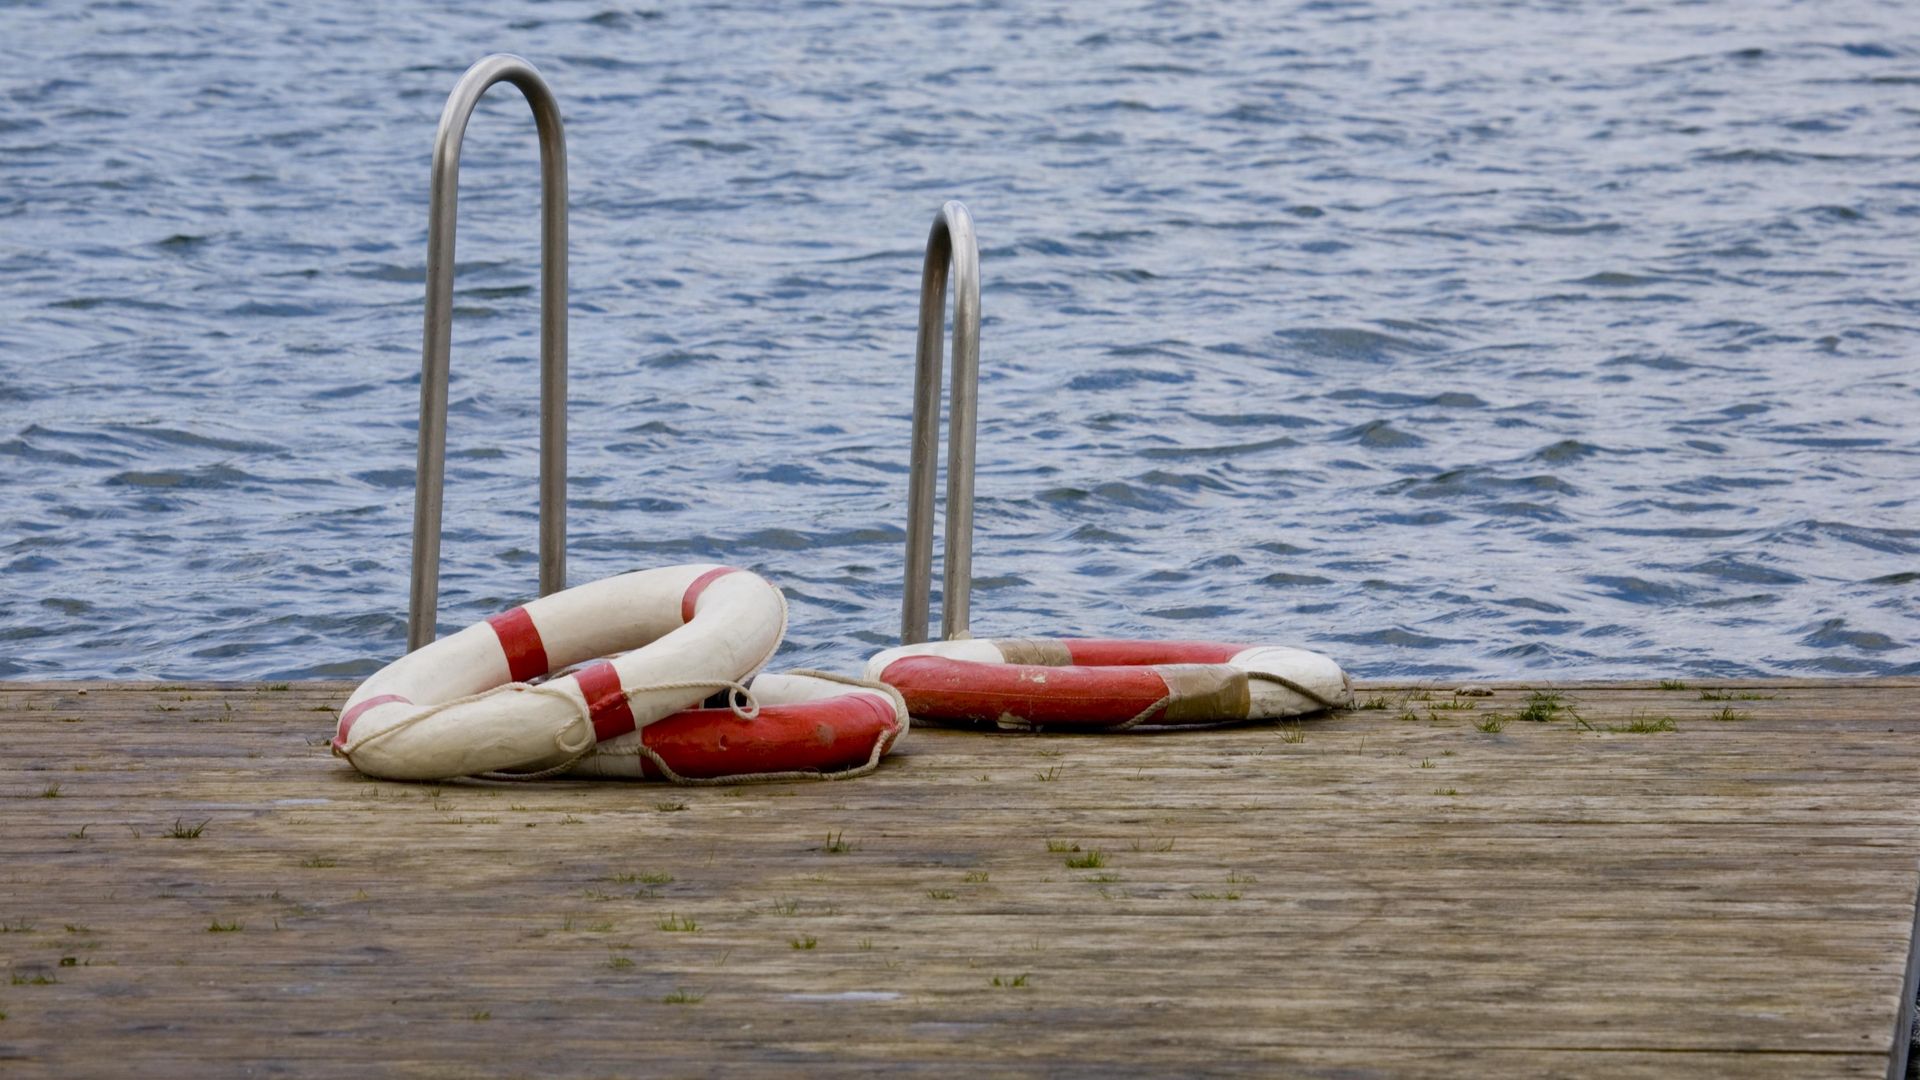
[901,200,980,645]
[408,54,568,651]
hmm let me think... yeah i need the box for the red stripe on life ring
[637,693,900,780]
[1062,640,1242,666]
[334,693,411,749]
[487,607,550,683]
[880,655,1173,729]
[680,566,740,624]
[576,660,638,742]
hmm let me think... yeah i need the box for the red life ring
[567,671,907,782]
[864,638,1350,731]
[334,564,906,782]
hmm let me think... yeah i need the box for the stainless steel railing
[407,54,569,651]
[900,201,980,645]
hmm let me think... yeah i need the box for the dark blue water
[2,0,1916,681]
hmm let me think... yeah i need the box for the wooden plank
[0,681,1917,1078]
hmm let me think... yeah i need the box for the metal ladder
[900,201,981,646]
[403,58,976,652]
[407,54,568,651]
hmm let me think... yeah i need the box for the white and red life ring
[864,638,1351,731]
[335,563,809,781]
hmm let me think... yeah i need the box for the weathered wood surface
[1,679,1917,1078]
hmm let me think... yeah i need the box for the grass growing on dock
[1517,691,1572,723]
[164,819,208,839]
[656,914,699,933]
[1609,714,1677,734]
[607,871,673,885]
[1659,679,1688,691]
[1064,850,1108,869]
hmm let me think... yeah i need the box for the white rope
[1243,669,1345,712]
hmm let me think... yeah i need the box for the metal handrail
[900,201,980,645]
[407,54,569,652]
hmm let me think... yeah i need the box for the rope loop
[722,681,761,721]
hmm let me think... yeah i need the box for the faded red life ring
[864,638,1350,731]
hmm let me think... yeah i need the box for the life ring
[334,564,786,780]
[564,671,908,782]
[864,638,1351,731]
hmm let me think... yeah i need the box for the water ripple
[0,0,1915,680]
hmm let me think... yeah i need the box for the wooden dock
[2,679,1917,1078]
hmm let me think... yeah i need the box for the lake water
[1,0,1916,680]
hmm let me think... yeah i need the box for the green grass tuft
[1063,850,1108,869]
[164,818,209,839]
[1517,691,1570,723]
[607,871,673,885]
[1610,714,1677,734]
